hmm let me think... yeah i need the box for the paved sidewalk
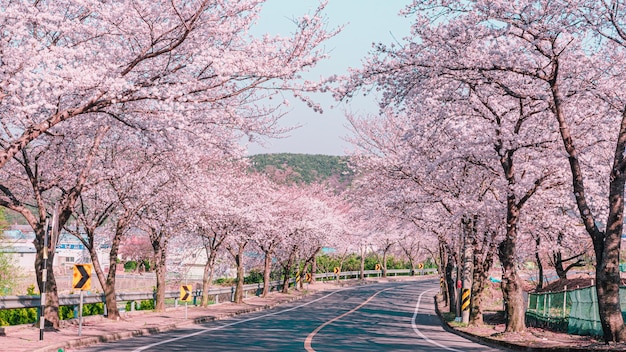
[2,277,412,352]
[1,276,430,352]
[1,284,336,352]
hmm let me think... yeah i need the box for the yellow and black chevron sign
[440,277,444,287]
[461,288,471,311]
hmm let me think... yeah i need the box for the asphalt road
[77,280,502,351]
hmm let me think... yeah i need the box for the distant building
[0,228,37,271]
[1,225,107,273]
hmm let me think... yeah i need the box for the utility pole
[39,218,49,341]
[461,232,473,324]
[460,215,475,324]
[39,204,59,341]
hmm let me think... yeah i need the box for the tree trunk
[34,249,59,328]
[596,249,625,342]
[535,236,544,290]
[34,226,59,328]
[299,259,307,290]
[549,71,626,342]
[360,247,365,280]
[90,248,109,312]
[311,253,318,285]
[201,249,217,306]
[234,244,245,304]
[262,250,272,297]
[470,231,497,326]
[469,277,485,326]
[497,159,527,332]
[596,135,626,342]
[445,250,456,313]
[438,241,449,306]
[154,254,166,312]
[498,232,525,332]
[494,127,541,332]
[152,231,168,312]
[281,246,297,294]
[300,247,319,289]
[103,223,126,320]
[554,252,566,281]
[382,249,388,278]
[553,246,586,281]
[226,241,248,304]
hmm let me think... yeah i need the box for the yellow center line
[304,287,393,352]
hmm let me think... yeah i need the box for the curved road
[79,279,502,351]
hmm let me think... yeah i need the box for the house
[1,225,102,273]
[0,228,37,271]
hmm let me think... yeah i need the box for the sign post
[79,290,84,336]
[180,285,192,319]
[39,218,49,341]
[73,264,92,336]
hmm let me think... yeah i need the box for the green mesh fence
[526,286,626,336]
[526,289,570,332]
[567,287,601,336]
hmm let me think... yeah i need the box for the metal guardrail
[0,268,437,310]
[0,281,280,310]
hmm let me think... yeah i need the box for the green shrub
[0,301,105,326]
[26,284,37,296]
[244,269,263,284]
[215,277,235,286]
[0,307,38,326]
[125,300,154,311]
[124,261,137,271]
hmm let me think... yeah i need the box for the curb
[28,277,424,352]
[33,289,323,352]
[432,296,598,352]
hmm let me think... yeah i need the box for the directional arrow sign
[72,264,92,290]
[180,285,192,302]
[333,267,340,274]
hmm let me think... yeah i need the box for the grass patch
[449,321,468,328]
[441,311,468,327]
[442,311,456,322]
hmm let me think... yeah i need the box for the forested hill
[248,153,353,188]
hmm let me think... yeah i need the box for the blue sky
[247,0,413,156]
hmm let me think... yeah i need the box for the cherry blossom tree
[1,0,341,325]
[0,0,339,168]
[253,182,297,296]
[295,185,348,289]
[269,182,346,292]
[371,0,626,340]
[0,121,109,327]
[336,0,580,331]
[184,161,267,305]
[64,128,171,319]
[219,172,273,304]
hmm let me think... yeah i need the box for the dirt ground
[441,279,626,351]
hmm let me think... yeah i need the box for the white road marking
[130,287,356,352]
[303,287,393,352]
[411,287,464,352]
